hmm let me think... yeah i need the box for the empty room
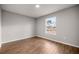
[0,4,79,54]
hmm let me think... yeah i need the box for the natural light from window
[45,17,56,35]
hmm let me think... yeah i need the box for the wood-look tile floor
[0,37,79,54]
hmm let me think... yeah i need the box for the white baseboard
[36,35,79,48]
[2,35,35,44]
[1,35,79,48]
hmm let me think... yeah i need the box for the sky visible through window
[45,17,56,35]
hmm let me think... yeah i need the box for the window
[45,17,56,35]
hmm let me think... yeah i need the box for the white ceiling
[1,4,76,18]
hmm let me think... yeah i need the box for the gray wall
[0,8,1,47]
[36,6,79,47]
[1,5,79,48]
[2,11,35,43]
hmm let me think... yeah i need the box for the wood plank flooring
[0,36,79,54]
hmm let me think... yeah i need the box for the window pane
[45,17,56,35]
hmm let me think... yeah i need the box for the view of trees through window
[45,17,56,35]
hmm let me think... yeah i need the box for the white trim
[2,35,79,48]
[36,35,79,48]
[2,36,35,44]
